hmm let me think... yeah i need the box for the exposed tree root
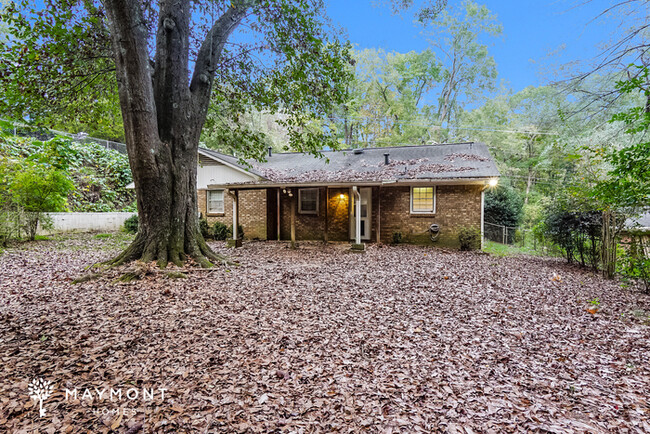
[166,271,187,279]
[71,272,103,284]
[102,232,236,270]
[112,261,151,283]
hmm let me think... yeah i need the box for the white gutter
[352,186,361,245]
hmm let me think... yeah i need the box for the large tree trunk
[103,0,246,268]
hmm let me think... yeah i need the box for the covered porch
[225,184,380,248]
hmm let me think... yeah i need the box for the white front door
[350,187,372,241]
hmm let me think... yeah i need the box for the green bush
[212,221,230,240]
[392,231,403,244]
[199,218,212,239]
[0,157,73,240]
[231,224,244,240]
[484,185,524,228]
[618,235,650,293]
[0,135,134,212]
[123,214,139,234]
[458,227,481,251]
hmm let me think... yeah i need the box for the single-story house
[196,142,500,248]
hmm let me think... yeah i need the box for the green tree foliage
[0,135,134,212]
[422,0,501,132]
[484,185,523,228]
[0,155,73,240]
[618,233,650,293]
[334,48,442,147]
[0,0,123,140]
[591,66,650,209]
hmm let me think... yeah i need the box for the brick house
[197,142,500,248]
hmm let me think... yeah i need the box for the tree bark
[103,0,246,268]
[601,209,618,279]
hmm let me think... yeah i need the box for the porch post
[353,186,361,245]
[276,188,280,241]
[324,187,329,243]
[226,189,240,248]
[290,191,296,249]
[376,186,381,244]
[232,190,238,240]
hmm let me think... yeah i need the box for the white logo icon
[28,378,54,417]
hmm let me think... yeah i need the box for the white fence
[39,212,136,234]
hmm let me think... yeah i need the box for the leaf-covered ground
[0,233,649,433]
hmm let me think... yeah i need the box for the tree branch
[189,2,249,130]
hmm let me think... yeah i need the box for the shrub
[544,208,601,268]
[123,214,139,234]
[199,218,211,239]
[231,224,244,240]
[484,186,524,228]
[2,159,73,240]
[212,221,230,240]
[392,231,403,244]
[618,235,650,293]
[458,227,481,251]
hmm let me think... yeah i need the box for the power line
[328,115,560,136]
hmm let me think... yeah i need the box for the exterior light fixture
[488,178,498,187]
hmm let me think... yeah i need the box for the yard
[1,233,649,433]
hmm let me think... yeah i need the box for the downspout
[353,186,361,245]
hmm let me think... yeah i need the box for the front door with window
[350,187,372,241]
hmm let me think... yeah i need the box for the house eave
[197,149,266,181]
[207,176,499,190]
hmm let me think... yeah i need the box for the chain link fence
[484,221,524,245]
[3,120,127,154]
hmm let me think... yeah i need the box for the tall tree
[1,0,353,267]
[335,48,442,147]
[421,0,501,130]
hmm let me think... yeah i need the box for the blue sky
[326,0,619,93]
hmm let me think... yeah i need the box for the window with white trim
[298,188,319,214]
[410,186,436,213]
[207,190,225,214]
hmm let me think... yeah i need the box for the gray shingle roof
[625,211,650,231]
[201,142,499,185]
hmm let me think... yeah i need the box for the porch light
[488,178,498,187]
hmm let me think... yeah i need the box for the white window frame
[207,189,225,214]
[298,188,319,215]
[410,186,436,214]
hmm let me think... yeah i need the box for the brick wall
[198,189,267,240]
[239,190,267,240]
[279,187,327,241]
[198,184,483,247]
[378,185,482,248]
[327,188,350,241]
